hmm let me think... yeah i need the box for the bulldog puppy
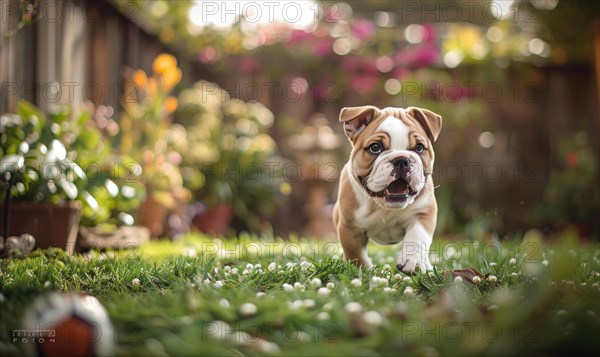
[333,105,442,274]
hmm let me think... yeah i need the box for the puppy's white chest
[354,209,406,244]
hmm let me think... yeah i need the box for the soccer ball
[20,292,114,357]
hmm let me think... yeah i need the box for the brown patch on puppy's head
[339,105,381,141]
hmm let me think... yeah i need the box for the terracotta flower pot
[0,201,82,255]
[192,203,233,236]
[137,196,169,238]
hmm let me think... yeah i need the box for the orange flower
[164,96,178,113]
[161,67,182,92]
[132,70,148,88]
[147,78,158,97]
[152,53,177,75]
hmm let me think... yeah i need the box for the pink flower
[313,38,334,58]
[288,29,310,44]
[351,19,375,41]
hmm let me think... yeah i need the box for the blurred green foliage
[175,81,284,231]
[0,101,144,228]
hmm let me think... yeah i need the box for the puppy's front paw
[396,248,432,274]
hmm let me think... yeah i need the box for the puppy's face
[340,106,442,209]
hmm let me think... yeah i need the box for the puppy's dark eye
[415,143,425,154]
[368,142,383,154]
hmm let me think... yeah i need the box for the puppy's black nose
[392,157,410,168]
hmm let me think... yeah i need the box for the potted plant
[0,100,150,254]
[69,102,149,251]
[1,102,89,254]
[174,81,283,235]
[117,54,190,237]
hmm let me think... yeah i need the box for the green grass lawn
[1,232,599,356]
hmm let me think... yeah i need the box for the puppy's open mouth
[361,176,417,200]
[383,178,415,198]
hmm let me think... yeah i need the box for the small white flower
[428,271,435,278]
[131,278,141,286]
[303,299,316,309]
[213,280,224,289]
[282,283,294,292]
[224,266,231,273]
[289,300,304,310]
[363,311,383,326]
[542,260,549,267]
[219,298,230,308]
[509,258,517,265]
[394,274,402,280]
[403,286,415,296]
[231,268,239,275]
[402,276,412,283]
[243,269,252,275]
[44,281,51,288]
[246,263,254,270]
[487,275,498,283]
[326,282,335,290]
[294,282,305,292]
[454,276,463,283]
[204,278,211,286]
[472,276,482,284]
[256,292,266,297]
[239,303,258,317]
[317,287,330,297]
[310,278,322,288]
[383,287,397,293]
[254,263,262,270]
[268,262,277,272]
[344,302,362,314]
[371,276,389,287]
[286,262,297,269]
[323,302,333,311]
[489,262,497,266]
[351,278,362,287]
[383,264,391,270]
[592,283,599,288]
[580,282,587,287]
[316,312,330,321]
[511,272,518,277]
[300,261,313,270]
[446,246,458,259]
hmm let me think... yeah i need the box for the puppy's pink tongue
[385,179,410,195]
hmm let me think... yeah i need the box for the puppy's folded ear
[406,107,442,142]
[339,105,380,140]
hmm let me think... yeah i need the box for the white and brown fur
[333,105,442,273]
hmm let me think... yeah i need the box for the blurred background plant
[0,100,144,229]
[117,53,189,236]
[533,131,599,237]
[174,81,283,235]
